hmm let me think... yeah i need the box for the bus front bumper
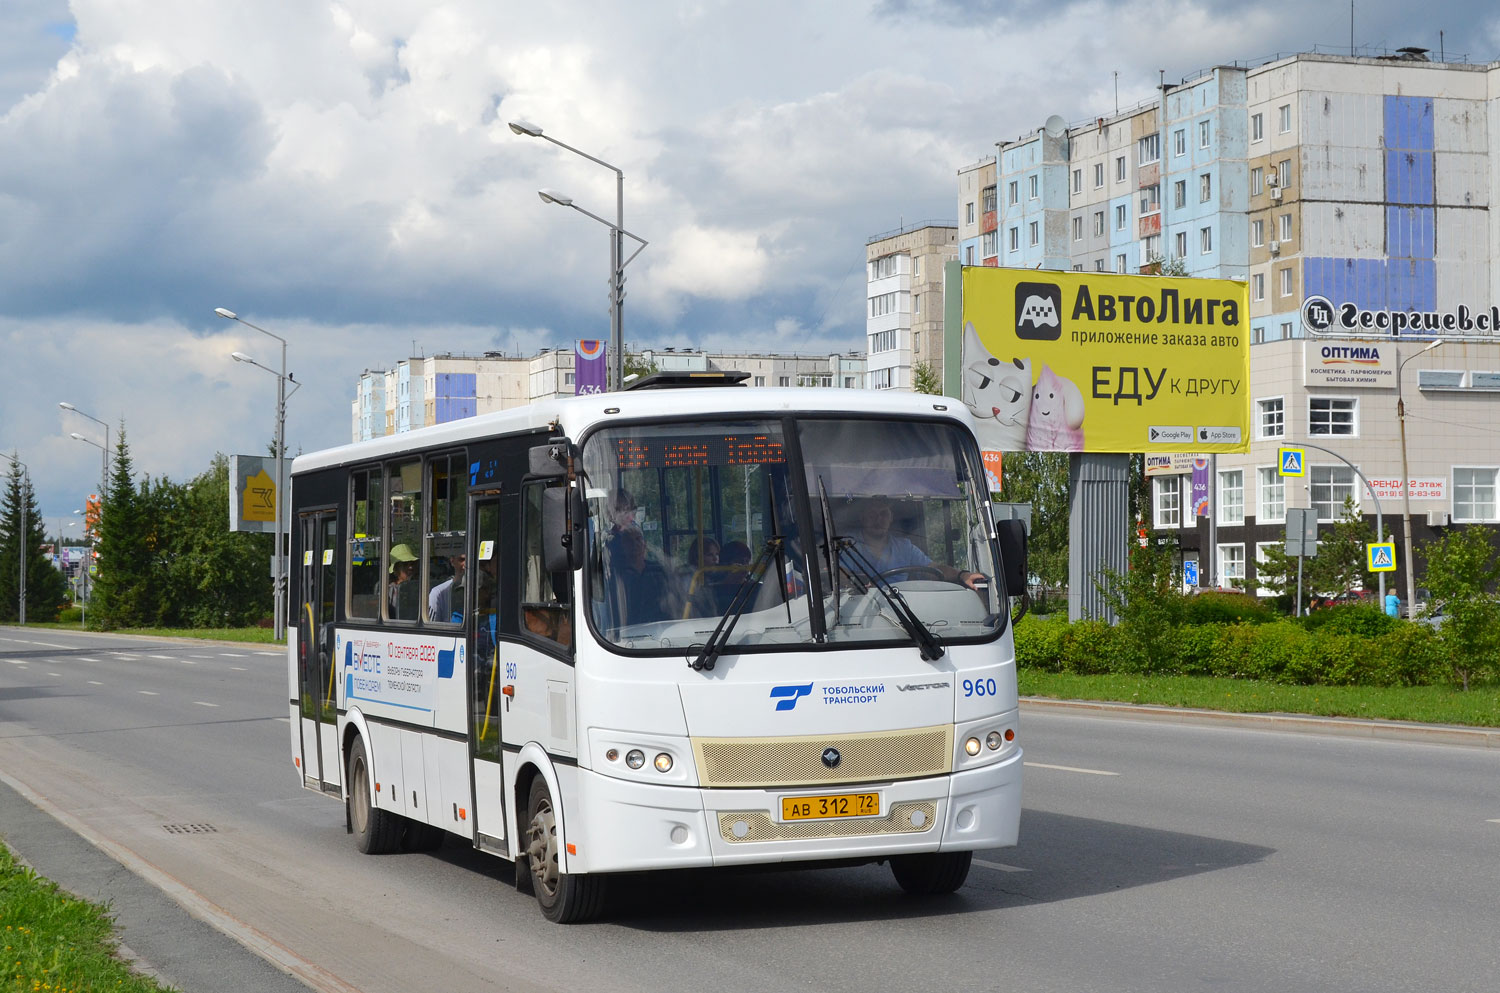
[568,747,1021,874]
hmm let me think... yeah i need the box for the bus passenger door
[467,496,508,852]
[297,511,340,793]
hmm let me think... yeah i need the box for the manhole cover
[162,823,218,834]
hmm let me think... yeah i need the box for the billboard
[959,268,1250,454]
[229,454,278,534]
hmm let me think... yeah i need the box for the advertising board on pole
[575,339,607,395]
[229,454,277,534]
[958,267,1250,455]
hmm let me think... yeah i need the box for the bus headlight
[986,731,1002,750]
[964,737,982,756]
[653,752,674,773]
[625,749,646,769]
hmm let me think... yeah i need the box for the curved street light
[218,308,298,642]
[58,401,110,493]
[1396,338,1444,616]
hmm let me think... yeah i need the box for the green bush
[1183,591,1277,626]
[1059,619,1118,675]
[1014,614,1069,671]
[1170,623,1224,676]
[57,606,82,624]
[1299,602,1396,638]
[1370,623,1447,687]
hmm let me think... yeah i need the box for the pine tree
[90,426,155,629]
[0,457,22,622]
[20,473,68,622]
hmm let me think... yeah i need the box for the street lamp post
[0,453,27,625]
[1396,339,1444,616]
[73,510,89,627]
[58,402,110,494]
[218,308,298,642]
[510,120,635,392]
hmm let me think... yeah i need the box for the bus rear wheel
[523,777,606,923]
[348,737,403,855]
[890,850,972,895]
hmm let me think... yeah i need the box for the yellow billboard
[959,267,1250,454]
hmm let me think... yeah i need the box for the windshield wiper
[837,542,945,663]
[689,536,784,672]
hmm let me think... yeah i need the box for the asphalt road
[2,625,1497,993]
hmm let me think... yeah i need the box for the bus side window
[521,481,573,649]
[348,467,382,620]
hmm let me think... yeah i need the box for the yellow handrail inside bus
[480,614,499,743]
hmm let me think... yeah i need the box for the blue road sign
[1278,447,1305,477]
[1184,560,1199,586]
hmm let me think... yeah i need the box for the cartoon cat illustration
[961,322,1031,452]
[1025,364,1086,452]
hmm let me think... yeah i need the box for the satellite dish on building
[1042,114,1067,137]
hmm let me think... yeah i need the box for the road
[2,625,1498,993]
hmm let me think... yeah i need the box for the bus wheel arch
[522,774,606,923]
[347,733,403,854]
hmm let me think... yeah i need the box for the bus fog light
[964,737,981,756]
[670,825,689,844]
[626,749,645,769]
[986,731,1002,750]
[605,748,619,762]
[653,752,673,773]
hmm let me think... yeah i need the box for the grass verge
[20,622,279,645]
[0,842,173,992]
[1020,670,1500,728]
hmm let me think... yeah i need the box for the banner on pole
[575,339,607,395]
[229,454,277,534]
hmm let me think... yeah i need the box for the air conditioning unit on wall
[1269,240,1280,255]
[1270,187,1283,200]
[1427,511,1451,527]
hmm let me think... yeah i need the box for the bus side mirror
[528,443,570,479]
[542,486,587,572]
[995,519,1028,598]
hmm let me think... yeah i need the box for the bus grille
[691,725,953,788]
[717,801,939,843]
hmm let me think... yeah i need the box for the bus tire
[890,850,972,895]
[348,737,403,855]
[523,777,606,923]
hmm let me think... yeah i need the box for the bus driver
[848,496,985,590]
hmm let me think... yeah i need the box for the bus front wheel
[348,737,403,855]
[523,776,606,923]
[890,850,972,895]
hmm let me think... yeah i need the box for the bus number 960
[962,678,998,698]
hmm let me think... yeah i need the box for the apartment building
[865,222,958,391]
[982,50,1500,599]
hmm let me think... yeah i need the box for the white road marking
[255,651,280,657]
[189,655,212,659]
[87,680,103,685]
[48,672,61,676]
[138,690,158,696]
[219,652,249,658]
[229,666,247,671]
[1488,819,1500,825]
[975,858,1030,873]
[29,640,68,649]
[7,660,26,666]
[194,701,219,708]
[113,653,142,659]
[1024,761,1120,776]
[149,654,174,660]
[179,659,196,665]
[274,717,290,723]
[79,657,100,662]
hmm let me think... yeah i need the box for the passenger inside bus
[611,526,676,624]
[429,553,466,622]
[388,543,420,619]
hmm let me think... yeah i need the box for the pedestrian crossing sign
[1278,447,1305,477]
[1367,542,1397,572]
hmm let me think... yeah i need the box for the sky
[3,0,1499,531]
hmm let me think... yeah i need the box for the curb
[1021,696,1500,748]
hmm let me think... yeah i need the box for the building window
[1277,159,1290,188]
[1199,172,1212,202]
[1115,204,1127,231]
[1173,128,1185,156]
[1310,465,1357,520]
[1029,221,1039,246]
[1094,163,1104,188]
[1258,468,1286,524]
[966,202,975,224]
[1252,273,1265,301]
[869,330,895,352]
[1252,218,1264,246]
[982,185,997,212]
[1279,103,1292,133]
[913,293,921,316]
[1200,226,1212,254]
[1174,231,1187,258]
[982,230,998,256]
[1028,174,1039,200]
[1154,475,1182,529]
[1218,543,1245,587]
[1254,542,1279,597]
[1280,267,1293,297]
[1309,397,1357,436]
[1251,112,1264,142]
[1115,155,1126,182]
[1258,397,1284,438]
[965,245,975,264]
[1219,470,1245,525]
[913,330,920,350]
[1173,179,1186,208]
[870,254,900,279]
[1072,216,1083,241]
[1279,213,1292,242]
[1454,468,1499,521]
[1072,169,1081,194]
[1141,233,1160,263]
[1140,185,1159,214]
[1251,167,1263,195]
[1138,133,1160,164]
[1199,119,1211,148]
[1008,227,1019,251]
[1280,320,1293,340]
[870,368,892,390]
[779,376,790,387]
[843,376,855,388]
[1072,263,1084,272]
[869,291,899,317]
[1116,253,1127,274]
[1007,181,1018,206]
[1094,259,1105,271]
[1093,211,1105,236]
[1252,324,1266,344]
[753,375,765,387]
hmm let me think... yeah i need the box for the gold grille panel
[692,725,953,788]
[718,801,938,843]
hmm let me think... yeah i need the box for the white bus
[288,374,1027,922]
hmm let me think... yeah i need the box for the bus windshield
[580,415,1002,654]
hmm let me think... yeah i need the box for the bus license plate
[781,792,880,821]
